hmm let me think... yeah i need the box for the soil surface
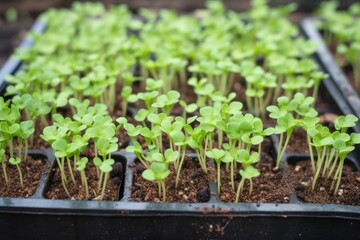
[286,128,309,154]
[289,159,360,205]
[218,152,291,203]
[45,160,122,201]
[0,154,49,198]
[131,156,211,202]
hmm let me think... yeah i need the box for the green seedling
[234,150,260,203]
[98,158,115,200]
[206,148,226,192]
[142,161,170,202]
[76,157,89,199]
[9,157,23,188]
[121,86,138,116]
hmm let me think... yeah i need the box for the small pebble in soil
[294,165,301,172]
[320,187,325,192]
[301,181,308,188]
[356,177,360,182]
[338,189,344,196]
[178,191,184,196]
[284,196,290,203]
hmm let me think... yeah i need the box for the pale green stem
[312,147,327,190]
[2,161,8,185]
[235,178,245,203]
[100,172,109,200]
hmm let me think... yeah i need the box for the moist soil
[289,159,360,205]
[131,156,211,203]
[218,152,291,203]
[0,154,49,198]
[45,160,122,201]
[286,128,309,154]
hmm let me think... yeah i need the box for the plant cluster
[41,100,123,200]
[317,2,360,87]
[0,97,34,188]
[1,0,358,203]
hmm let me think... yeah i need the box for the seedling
[235,150,260,203]
[76,157,89,198]
[267,93,318,168]
[142,162,170,201]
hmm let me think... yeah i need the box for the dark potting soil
[45,160,122,201]
[131,156,211,203]
[217,152,291,203]
[289,159,360,205]
[0,154,49,198]
[286,128,309,154]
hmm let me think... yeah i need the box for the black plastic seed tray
[0,20,359,240]
[300,18,360,123]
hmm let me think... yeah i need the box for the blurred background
[0,0,358,66]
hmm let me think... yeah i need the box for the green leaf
[142,169,156,181]
[240,165,260,179]
[9,157,21,165]
[93,157,102,167]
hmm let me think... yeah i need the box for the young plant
[206,148,225,192]
[235,150,260,203]
[267,93,318,168]
[142,162,170,202]
[76,157,89,199]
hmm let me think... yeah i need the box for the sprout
[121,86,138,117]
[9,157,23,188]
[234,150,260,203]
[206,148,226,192]
[142,162,170,202]
[76,157,89,198]
[267,93,318,168]
[98,158,115,200]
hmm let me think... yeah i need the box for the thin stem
[249,179,253,196]
[8,140,14,159]
[98,171,104,192]
[230,161,235,191]
[16,164,24,188]
[161,181,166,202]
[327,154,339,179]
[235,178,245,203]
[81,170,89,199]
[2,161,8,185]
[67,157,76,184]
[175,148,186,188]
[333,159,344,195]
[216,162,221,193]
[276,133,284,168]
[100,172,109,200]
[158,181,162,198]
[307,135,315,173]
[276,130,293,168]
[312,147,327,190]
[24,140,29,163]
